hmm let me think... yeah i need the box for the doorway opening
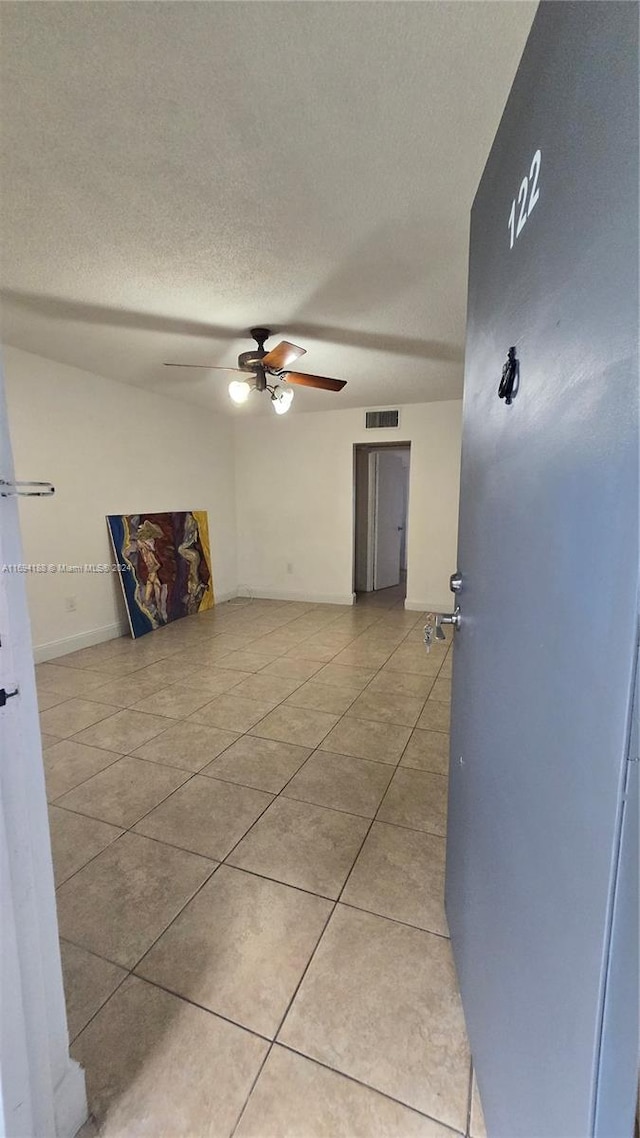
[353,442,410,607]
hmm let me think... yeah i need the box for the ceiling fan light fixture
[271,385,294,415]
[228,379,252,405]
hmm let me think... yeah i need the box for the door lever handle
[424,607,461,650]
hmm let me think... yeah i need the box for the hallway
[38,596,485,1137]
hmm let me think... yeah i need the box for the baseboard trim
[32,588,354,663]
[404,598,450,613]
[33,621,128,663]
[249,589,355,606]
[54,1059,87,1138]
[32,591,262,662]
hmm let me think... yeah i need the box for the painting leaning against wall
[106,511,214,638]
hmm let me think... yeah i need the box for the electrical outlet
[65,596,77,613]
[286,562,294,575]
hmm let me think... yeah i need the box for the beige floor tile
[347,690,424,728]
[286,642,339,663]
[89,650,168,678]
[314,663,377,691]
[254,634,307,654]
[279,905,469,1130]
[232,672,302,705]
[171,644,235,669]
[378,769,448,836]
[126,658,198,687]
[189,693,275,733]
[43,740,121,801]
[417,702,451,734]
[87,672,168,708]
[38,689,68,711]
[48,806,123,886]
[134,775,272,860]
[60,940,127,1041]
[131,720,239,772]
[266,657,323,682]
[56,756,190,828]
[40,700,120,740]
[72,976,268,1138]
[220,649,280,672]
[228,797,369,899]
[385,648,443,677]
[181,666,251,696]
[368,670,436,699]
[129,683,214,719]
[71,709,170,753]
[342,822,448,935]
[283,751,393,819]
[41,732,62,749]
[285,680,361,715]
[250,704,339,748]
[209,635,263,653]
[137,865,331,1038]
[235,1046,453,1138]
[56,832,214,967]
[331,646,392,668]
[429,677,452,704]
[52,639,129,669]
[201,735,311,794]
[401,729,450,776]
[320,717,411,766]
[36,663,107,697]
[470,1070,487,1138]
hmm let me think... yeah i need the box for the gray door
[445,4,639,1137]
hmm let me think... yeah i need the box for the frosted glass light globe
[272,386,294,415]
[228,380,251,405]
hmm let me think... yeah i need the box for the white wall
[234,401,462,611]
[4,347,237,659]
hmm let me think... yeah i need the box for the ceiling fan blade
[163,363,247,372]
[261,340,307,370]
[283,371,347,392]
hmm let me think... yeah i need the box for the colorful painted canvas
[107,511,214,638]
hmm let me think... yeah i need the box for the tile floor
[38,587,487,1138]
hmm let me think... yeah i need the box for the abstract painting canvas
[107,511,214,638]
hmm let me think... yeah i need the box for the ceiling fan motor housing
[238,326,272,387]
[237,349,266,370]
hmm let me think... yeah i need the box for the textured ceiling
[0,1,536,415]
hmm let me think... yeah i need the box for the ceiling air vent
[365,409,400,430]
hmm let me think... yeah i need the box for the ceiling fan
[165,327,347,414]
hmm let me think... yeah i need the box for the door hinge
[0,687,19,708]
[0,479,55,498]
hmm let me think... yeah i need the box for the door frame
[0,361,87,1137]
[352,441,411,596]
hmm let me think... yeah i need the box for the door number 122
[508,149,541,249]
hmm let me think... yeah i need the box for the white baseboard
[54,1059,87,1138]
[249,588,355,606]
[404,598,450,613]
[33,621,128,663]
[31,589,354,663]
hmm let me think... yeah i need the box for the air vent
[365,409,400,429]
